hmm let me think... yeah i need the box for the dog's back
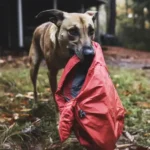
[30,22,56,55]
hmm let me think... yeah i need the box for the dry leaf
[24,92,34,99]
[9,123,16,129]
[4,93,14,97]
[39,99,49,102]
[20,100,29,105]
[20,114,30,117]
[0,117,12,123]
[0,117,6,123]
[144,133,150,137]
[33,118,41,126]
[10,98,14,102]
[136,102,150,108]
[122,90,132,96]
[113,75,120,78]
[15,93,24,98]
[0,59,5,64]
[45,88,51,92]
[26,92,34,96]
[115,83,120,87]
[7,55,13,62]
[24,95,34,99]
[13,113,19,120]
[20,108,31,112]
[4,117,12,122]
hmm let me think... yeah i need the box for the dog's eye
[68,27,79,36]
[88,26,94,36]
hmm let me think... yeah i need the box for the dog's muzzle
[68,45,95,61]
[81,46,95,69]
[82,46,95,57]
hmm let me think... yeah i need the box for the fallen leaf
[26,92,33,96]
[24,95,34,99]
[32,118,41,126]
[9,123,16,129]
[45,88,51,92]
[4,93,14,97]
[15,93,24,98]
[122,90,132,96]
[4,117,12,122]
[0,103,5,107]
[125,110,132,115]
[1,143,11,149]
[0,59,6,64]
[136,102,150,108]
[10,98,14,102]
[39,99,49,102]
[7,55,13,62]
[20,100,29,105]
[0,117,13,123]
[138,83,143,91]
[1,113,12,118]
[11,107,21,112]
[115,83,120,88]
[13,113,19,120]
[144,133,150,137]
[24,92,34,99]
[20,114,30,117]
[113,74,120,78]
[0,117,6,123]
[20,108,31,112]
[137,146,150,150]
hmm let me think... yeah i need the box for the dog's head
[36,9,97,60]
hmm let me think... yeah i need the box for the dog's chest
[52,56,70,69]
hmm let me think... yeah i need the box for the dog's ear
[35,9,68,27]
[85,11,98,22]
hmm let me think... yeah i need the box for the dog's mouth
[69,46,95,63]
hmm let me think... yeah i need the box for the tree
[107,0,116,35]
[132,0,150,29]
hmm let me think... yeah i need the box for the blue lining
[71,65,86,98]
[62,63,87,101]
[63,55,93,101]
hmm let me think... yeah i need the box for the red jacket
[55,42,126,150]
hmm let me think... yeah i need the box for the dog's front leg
[48,68,60,127]
[48,68,58,99]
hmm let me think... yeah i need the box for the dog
[28,9,97,109]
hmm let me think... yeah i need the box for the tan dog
[29,9,97,108]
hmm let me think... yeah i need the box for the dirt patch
[1,46,150,69]
[103,46,150,69]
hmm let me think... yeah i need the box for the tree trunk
[107,0,116,35]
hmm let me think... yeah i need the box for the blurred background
[0,1,150,150]
[0,0,150,52]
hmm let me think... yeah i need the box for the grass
[0,66,83,150]
[109,67,150,146]
[0,65,150,149]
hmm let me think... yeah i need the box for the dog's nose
[82,46,95,56]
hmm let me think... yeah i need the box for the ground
[0,46,150,150]
[103,46,150,69]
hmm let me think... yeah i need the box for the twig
[116,143,134,149]
[123,130,134,142]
